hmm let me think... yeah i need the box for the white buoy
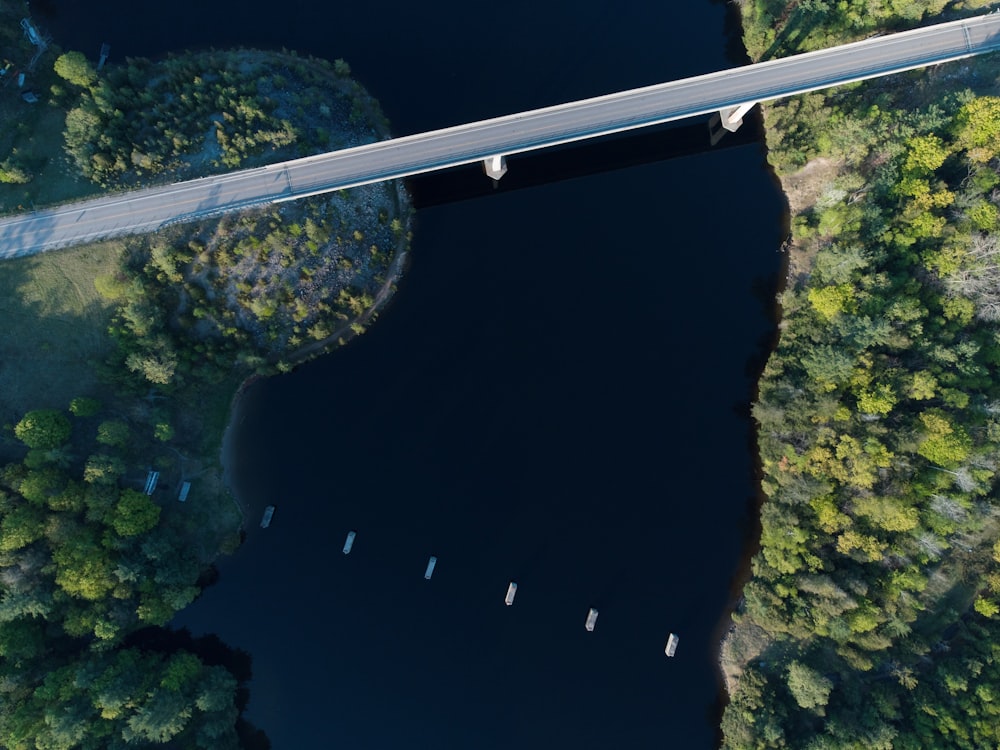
[505,582,517,606]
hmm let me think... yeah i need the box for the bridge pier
[483,154,508,180]
[708,102,757,145]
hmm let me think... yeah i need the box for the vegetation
[0,394,246,747]
[1,9,410,745]
[48,46,391,188]
[739,0,991,62]
[722,1,1000,748]
[100,181,403,382]
[0,9,96,212]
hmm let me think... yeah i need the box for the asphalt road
[3,13,1000,256]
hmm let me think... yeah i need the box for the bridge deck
[3,13,1000,256]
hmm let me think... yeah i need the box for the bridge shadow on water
[406,113,764,210]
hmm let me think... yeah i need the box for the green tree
[53,51,98,89]
[908,371,937,401]
[125,349,178,386]
[903,134,950,174]
[857,383,896,416]
[110,489,161,537]
[917,410,972,468]
[96,419,130,448]
[800,345,856,391]
[0,505,46,552]
[0,159,31,184]
[853,495,919,532]
[786,660,834,712]
[808,283,856,320]
[967,200,999,231]
[51,531,116,601]
[14,409,71,450]
[952,96,1000,163]
[974,597,999,617]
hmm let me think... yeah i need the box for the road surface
[2,13,999,256]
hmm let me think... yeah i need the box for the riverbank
[716,148,832,698]
[720,3,1000,747]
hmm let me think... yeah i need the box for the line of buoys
[336,530,678,655]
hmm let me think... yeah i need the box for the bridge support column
[483,154,508,180]
[708,102,757,145]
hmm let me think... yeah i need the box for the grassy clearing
[0,240,123,429]
[0,234,245,553]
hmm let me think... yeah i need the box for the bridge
[3,13,1000,256]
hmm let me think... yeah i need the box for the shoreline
[219,372,260,525]
[216,184,412,530]
[195,50,412,533]
[710,0,790,706]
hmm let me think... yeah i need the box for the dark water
[40,1,786,747]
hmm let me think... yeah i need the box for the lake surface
[41,1,786,747]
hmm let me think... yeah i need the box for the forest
[722,0,1000,748]
[0,404,244,748]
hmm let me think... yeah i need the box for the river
[40,1,786,747]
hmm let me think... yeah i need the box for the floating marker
[665,633,679,657]
[424,556,437,580]
[505,581,517,606]
[343,530,356,554]
[585,607,599,631]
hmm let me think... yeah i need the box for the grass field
[0,241,122,429]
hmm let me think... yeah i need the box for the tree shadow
[760,8,827,62]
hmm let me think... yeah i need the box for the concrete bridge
[3,13,1000,256]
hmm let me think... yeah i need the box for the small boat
[424,556,437,580]
[343,530,356,554]
[505,581,517,606]
[665,633,679,657]
[260,505,275,528]
[585,607,599,631]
